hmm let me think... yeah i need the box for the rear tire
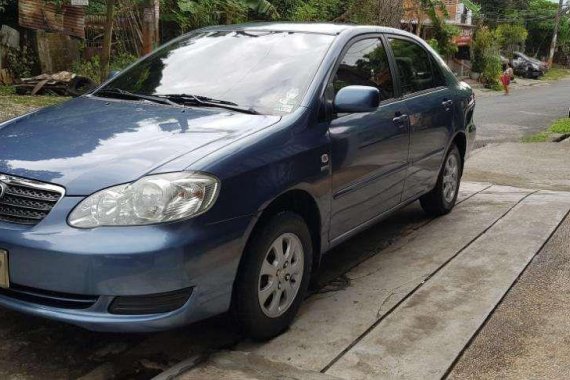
[232,212,312,341]
[420,145,462,217]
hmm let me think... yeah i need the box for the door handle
[442,99,454,110]
[393,114,409,128]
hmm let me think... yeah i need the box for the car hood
[0,96,280,195]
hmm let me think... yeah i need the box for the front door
[329,36,410,240]
[387,37,454,201]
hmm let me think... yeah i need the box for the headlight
[531,64,540,70]
[68,172,219,228]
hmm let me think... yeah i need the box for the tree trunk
[100,0,115,83]
[142,0,159,55]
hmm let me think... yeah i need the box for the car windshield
[96,30,334,115]
[516,52,531,60]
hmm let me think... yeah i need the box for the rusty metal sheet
[18,0,85,39]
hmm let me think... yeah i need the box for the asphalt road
[474,78,570,146]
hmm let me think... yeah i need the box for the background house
[402,0,476,75]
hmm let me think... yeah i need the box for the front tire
[232,212,312,341]
[420,145,462,216]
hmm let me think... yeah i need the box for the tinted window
[333,38,395,101]
[389,38,437,95]
[98,31,334,115]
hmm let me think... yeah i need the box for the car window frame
[384,34,448,99]
[320,33,400,121]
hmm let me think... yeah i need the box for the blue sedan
[0,23,476,340]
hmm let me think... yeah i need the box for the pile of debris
[14,71,97,97]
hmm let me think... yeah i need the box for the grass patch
[522,131,551,143]
[550,118,570,134]
[0,93,69,123]
[1,95,68,108]
[522,117,570,142]
[542,68,570,81]
[0,86,16,96]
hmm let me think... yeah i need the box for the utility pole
[548,0,565,67]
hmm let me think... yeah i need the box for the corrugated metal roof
[19,0,85,39]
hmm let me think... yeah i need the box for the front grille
[0,174,64,226]
[0,283,98,309]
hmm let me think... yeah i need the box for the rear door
[328,36,410,240]
[387,36,454,201]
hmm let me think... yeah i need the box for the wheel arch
[240,189,323,276]
[448,131,467,175]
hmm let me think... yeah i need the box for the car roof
[199,22,409,37]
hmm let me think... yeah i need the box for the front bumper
[0,197,252,332]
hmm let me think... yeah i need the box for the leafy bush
[428,38,439,52]
[0,86,16,96]
[72,56,101,83]
[71,53,136,83]
[6,46,37,79]
[164,0,250,32]
[472,26,502,88]
[482,53,502,89]
[472,27,498,73]
[290,0,343,21]
[110,53,137,71]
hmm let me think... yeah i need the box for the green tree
[525,0,569,59]
[288,0,346,22]
[420,0,460,57]
[496,24,528,57]
[476,0,530,26]
[285,0,404,27]
[161,0,278,33]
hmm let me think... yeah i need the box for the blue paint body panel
[0,23,476,332]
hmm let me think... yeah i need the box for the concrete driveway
[149,182,570,380]
[1,181,567,380]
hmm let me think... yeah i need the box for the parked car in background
[512,52,548,79]
[0,23,476,340]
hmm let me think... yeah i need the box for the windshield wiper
[157,94,260,115]
[96,88,179,107]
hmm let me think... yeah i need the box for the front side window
[96,31,334,115]
[333,38,395,101]
[389,38,437,95]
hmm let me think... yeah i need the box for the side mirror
[334,85,380,113]
[107,70,120,80]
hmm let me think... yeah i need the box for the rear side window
[389,38,438,95]
[333,38,395,101]
[431,57,447,87]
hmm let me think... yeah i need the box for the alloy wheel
[442,154,459,203]
[258,233,305,318]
